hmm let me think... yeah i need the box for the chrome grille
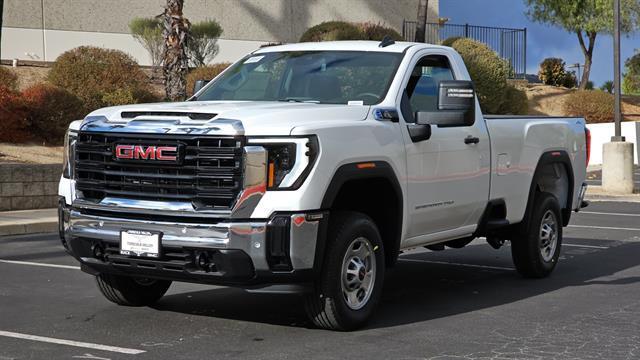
[74,132,243,210]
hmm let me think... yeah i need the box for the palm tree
[162,0,190,101]
[415,0,429,43]
[0,0,4,59]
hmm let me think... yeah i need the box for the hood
[84,101,371,136]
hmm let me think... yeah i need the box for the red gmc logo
[115,145,178,161]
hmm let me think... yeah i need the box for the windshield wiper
[277,97,321,104]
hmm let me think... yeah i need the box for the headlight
[62,129,78,179]
[248,136,318,190]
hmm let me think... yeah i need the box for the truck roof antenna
[379,36,395,48]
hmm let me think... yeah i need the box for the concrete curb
[0,209,58,236]
[0,220,58,236]
[585,185,640,203]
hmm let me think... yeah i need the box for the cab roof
[253,40,445,54]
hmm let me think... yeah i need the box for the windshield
[194,51,403,105]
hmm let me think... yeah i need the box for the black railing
[403,21,527,79]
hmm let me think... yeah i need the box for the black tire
[96,274,171,306]
[305,211,385,331]
[511,192,563,278]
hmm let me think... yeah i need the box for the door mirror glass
[193,79,210,95]
[416,80,475,127]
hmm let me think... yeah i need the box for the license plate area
[120,230,161,258]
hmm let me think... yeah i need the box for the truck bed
[484,116,587,224]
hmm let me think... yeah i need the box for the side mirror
[416,80,476,127]
[193,79,210,95]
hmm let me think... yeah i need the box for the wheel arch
[523,151,575,227]
[321,161,404,266]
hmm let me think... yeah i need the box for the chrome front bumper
[60,205,325,286]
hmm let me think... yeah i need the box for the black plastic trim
[321,161,403,264]
[523,151,575,228]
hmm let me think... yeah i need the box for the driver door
[399,53,491,242]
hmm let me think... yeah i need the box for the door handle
[464,136,480,145]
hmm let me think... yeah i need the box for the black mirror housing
[193,79,210,95]
[416,80,476,127]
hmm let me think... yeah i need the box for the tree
[0,0,4,60]
[415,0,429,42]
[622,51,640,94]
[129,17,164,79]
[186,20,223,67]
[601,80,614,93]
[162,0,190,101]
[525,0,640,90]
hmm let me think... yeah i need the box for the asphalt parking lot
[2,201,640,360]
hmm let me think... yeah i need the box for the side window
[405,56,455,120]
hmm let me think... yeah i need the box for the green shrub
[0,66,19,91]
[0,86,31,143]
[129,17,163,71]
[441,37,463,47]
[187,20,224,67]
[444,37,509,114]
[538,58,576,88]
[22,84,85,145]
[358,22,403,41]
[101,88,160,106]
[48,46,151,111]
[564,90,614,123]
[562,71,578,89]
[623,51,640,95]
[300,21,365,42]
[186,63,231,97]
[600,80,614,93]
[498,85,529,115]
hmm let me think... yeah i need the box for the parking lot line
[0,330,145,355]
[0,259,80,270]
[580,211,640,217]
[399,258,514,271]
[563,243,609,249]
[568,225,640,232]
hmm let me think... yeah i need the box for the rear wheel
[305,211,385,331]
[96,274,171,306]
[511,192,563,278]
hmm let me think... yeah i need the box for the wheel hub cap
[341,237,376,310]
[539,210,558,262]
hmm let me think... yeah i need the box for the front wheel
[511,192,563,278]
[96,273,172,306]
[305,211,385,331]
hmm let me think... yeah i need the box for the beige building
[1,0,439,65]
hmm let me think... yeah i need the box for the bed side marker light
[357,162,376,169]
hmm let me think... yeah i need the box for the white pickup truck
[58,40,589,330]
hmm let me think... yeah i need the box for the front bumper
[59,200,326,289]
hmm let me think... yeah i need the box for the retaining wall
[587,122,639,165]
[0,163,61,211]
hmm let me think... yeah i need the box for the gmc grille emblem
[115,145,178,161]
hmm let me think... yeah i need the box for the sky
[440,0,640,87]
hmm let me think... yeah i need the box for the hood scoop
[120,111,217,120]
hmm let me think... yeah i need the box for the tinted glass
[406,56,455,114]
[195,51,403,105]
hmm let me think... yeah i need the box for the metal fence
[403,21,527,79]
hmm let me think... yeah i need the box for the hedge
[22,84,86,144]
[442,37,523,114]
[563,90,614,123]
[186,63,231,97]
[0,67,19,91]
[48,46,152,111]
[0,86,31,143]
